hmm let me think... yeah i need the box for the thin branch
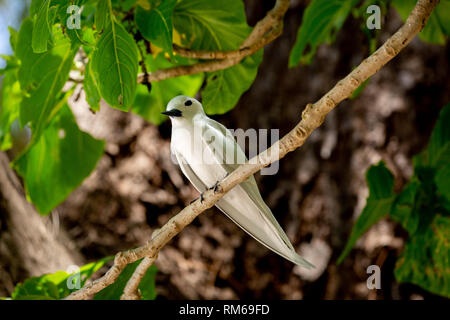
[172,25,281,60]
[138,0,289,83]
[139,24,282,83]
[120,256,157,300]
[120,229,161,300]
[66,0,439,300]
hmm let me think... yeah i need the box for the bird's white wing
[175,116,314,268]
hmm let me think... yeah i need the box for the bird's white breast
[171,119,227,188]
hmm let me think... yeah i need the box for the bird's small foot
[190,192,205,204]
[209,180,221,193]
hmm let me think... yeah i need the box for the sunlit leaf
[84,59,101,112]
[16,19,76,146]
[15,105,104,214]
[173,0,262,114]
[95,0,109,33]
[10,257,111,300]
[135,0,177,56]
[0,71,21,151]
[31,0,52,53]
[92,19,139,110]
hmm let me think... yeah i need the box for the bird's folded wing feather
[202,118,297,250]
[173,117,314,268]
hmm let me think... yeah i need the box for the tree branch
[120,256,156,300]
[137,0,289,83]
[139,24,282,83]
[66,0,439,300]
[172,24,281,60]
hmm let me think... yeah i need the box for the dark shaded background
[1,0,449,299]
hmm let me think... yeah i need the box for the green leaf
[338,162,395,264]
[84,59,101,112]
[16,19,76,146]
[289,0,359,67]
[0,55,20,76]
[95,0,109,33]
[92,19,139,110]
[15,105,104,214]
[392,0,450,45]
[55,0,91,48]
[426,104,450,168]
[412,104,450,169]
[10,257,111,300]
[135,0,177,56]
[395,215,450,298]
[173,0,263,114]
[94,259,157,300]
[31,0,52,53]
[0,71,21,151]
[436,163,450,201]
[8,26,19,52]
[391,179,421,234]
[132,53,203,124]
[202,53,262,114]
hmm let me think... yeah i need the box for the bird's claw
[209,180,220,193]
[190,192,205,204]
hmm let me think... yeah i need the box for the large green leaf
[15,105,104,214]
[392,0,450,45]
[436,162,450,201]
[173,0,262,114]
[391,179,421,234]
[92,17,139,110]
[132,53,203,125]
[412,104,450,169]
[54,0,92,49]
[10,257,111,300]
[95,0,109,33]
[84,59,101,112]
[16,18,76,146]
[0,71,21,151]
[426,104,450,168]
[289,0,359,67]
[94,259,157,300]
[395,215,450,298]
[337,162,395,263]
[31,0,52,53]
[135,0,177,56]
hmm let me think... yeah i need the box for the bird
[162,95,314,268]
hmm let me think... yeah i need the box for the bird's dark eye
[184,100,193,106]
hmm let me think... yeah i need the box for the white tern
[162,95,314,268]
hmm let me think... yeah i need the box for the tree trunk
[0,151,83,296]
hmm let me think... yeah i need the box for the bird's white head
[162,95,205,121]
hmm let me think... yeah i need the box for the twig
[139,24,282,83]
[120,229,161,300]
[139,0,289,83]
[66,0,439,300]
[172,22,284,60]
[120,256,157,300]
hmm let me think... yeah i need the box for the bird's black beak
[161,109,182,117]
